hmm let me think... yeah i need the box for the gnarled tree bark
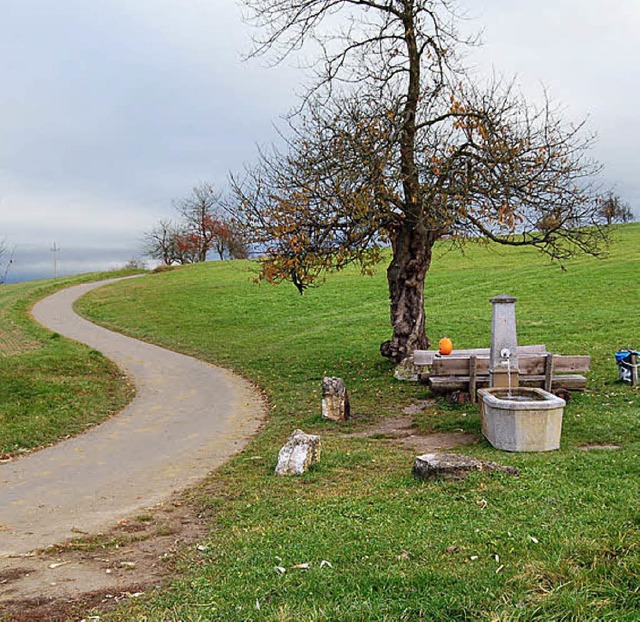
[381,223,433,362]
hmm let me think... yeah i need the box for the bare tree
[225,223,251,259]
[142,219,207,266]
[142,220,181,266]
[0,239,14,284]
[235,0,609,362]
[176,183,233,262]
[596,192,634,225]
[144,184,250,265]
[122,257,148,270]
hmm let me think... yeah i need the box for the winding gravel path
[0,277,264,557]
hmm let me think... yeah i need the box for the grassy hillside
[74,224,639,621]
[0,272,136,457]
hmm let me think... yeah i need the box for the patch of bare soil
[0,490,208,622]
[344,401,479,454]
[396,431,478,453]
[345,415,418,439]
[578,443,622,451]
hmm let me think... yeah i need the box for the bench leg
[470,355,477,403]
[544,354,555,392]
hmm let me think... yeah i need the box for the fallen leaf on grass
[275,566,286,574]
[291,562,311,570]
[320,560,333,568]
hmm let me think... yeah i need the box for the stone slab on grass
[413,452,519,480]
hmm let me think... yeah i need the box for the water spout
[501,348,513,397]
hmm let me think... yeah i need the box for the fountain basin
[478,387,566,452]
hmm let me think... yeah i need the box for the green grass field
[0,272,137,458]
[74,225,639,621]
[1,226,638,620]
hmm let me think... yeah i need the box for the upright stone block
[489,294,519,388]
[275,429,321,476]
[322,377,351,421]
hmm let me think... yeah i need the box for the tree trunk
[379,6,432,364]
[380,222,434,363]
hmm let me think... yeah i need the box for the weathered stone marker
[394,355,420,382]
[321,377,351,421]
[275,429,321,476]
[413,453,519,480]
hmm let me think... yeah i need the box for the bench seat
[429,373,588,395]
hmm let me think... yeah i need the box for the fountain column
[489,294,519,389]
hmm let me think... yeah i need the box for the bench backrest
[414,344,548,367]
[431,353,590,376]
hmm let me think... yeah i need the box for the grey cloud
[1,0,638,282]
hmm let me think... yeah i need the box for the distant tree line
[534,191,634,233]
[143,183,249,266]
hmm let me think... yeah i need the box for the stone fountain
[478,295,566,452]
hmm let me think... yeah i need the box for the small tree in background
[122,257,148,270]
[176,183,235,262]
[597,192,634,225]
[0,239,14,284]
[226,224,251,260]
[234,0,610,362]
[173,231,202,264]
[143,184,248,264]
[142,220,181,266]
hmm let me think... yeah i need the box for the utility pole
[51,242,61,278]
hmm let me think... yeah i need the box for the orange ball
[438,337,453,355]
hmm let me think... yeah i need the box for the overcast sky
[1,0,638,282]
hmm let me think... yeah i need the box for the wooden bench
[414,345,590,402]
